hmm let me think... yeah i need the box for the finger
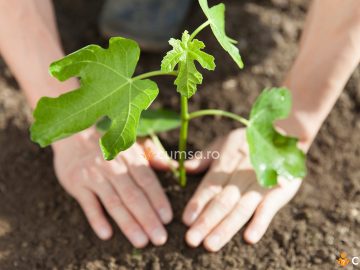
[186,169,256,247]
[74,187,113,240]
[88,169,149,248]
[182,170,226,226]
[103,159,168,246]
[122,144,173,224]
[185,185,240,247]
[203,188,264,252]
[183,131,245,226]
[185,137,224,174]
[244,179,301,244]
[138,138,177,171]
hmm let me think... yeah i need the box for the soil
[0,0,359,269]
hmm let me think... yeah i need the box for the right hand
[52,127,173,248]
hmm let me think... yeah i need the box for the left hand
[182,128,304,252]
[52,127,173,247]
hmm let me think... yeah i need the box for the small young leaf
[246,88,306,187]
[96,109,181,137]
[198,0,244,69]
[161,30,215,98]
[30,37,159,160]
[175,60,203,99]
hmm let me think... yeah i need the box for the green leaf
[30,37,159,160]
[137,109,181,136]
[246,88,306,187]
[96,109,181,137]
[198,0,244,69]
[175,60,203,99]
[161,30,215,98]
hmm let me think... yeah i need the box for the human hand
[52,127,173,248]
[183,128,305,252]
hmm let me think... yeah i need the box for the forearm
[278,0,360,150]
[0,0,77,108]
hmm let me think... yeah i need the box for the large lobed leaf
[246,88,306,187]
[198,0,244,69]
[161,31,215,98]
[31,37,159,160]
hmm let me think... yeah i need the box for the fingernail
[152,227,167,245]
[159,208,172,224]
[187,230,202,247]
[246,230,259,243]
[98,227,111,240]
[207,234,220,249]
[133,231,148,247]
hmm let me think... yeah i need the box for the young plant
[30,0,306,188]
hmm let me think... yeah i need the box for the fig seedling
[30,0,306,187]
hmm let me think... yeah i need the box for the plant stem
[190,20,211,40]
[133,70,178,81]
[150,133,178,178]
[189,109,249,126]
[178,95,189,187]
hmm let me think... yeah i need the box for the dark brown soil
[0,0,359,269]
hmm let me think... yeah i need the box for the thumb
[185,137,224,174]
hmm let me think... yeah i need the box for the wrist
[276,77,333,152]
